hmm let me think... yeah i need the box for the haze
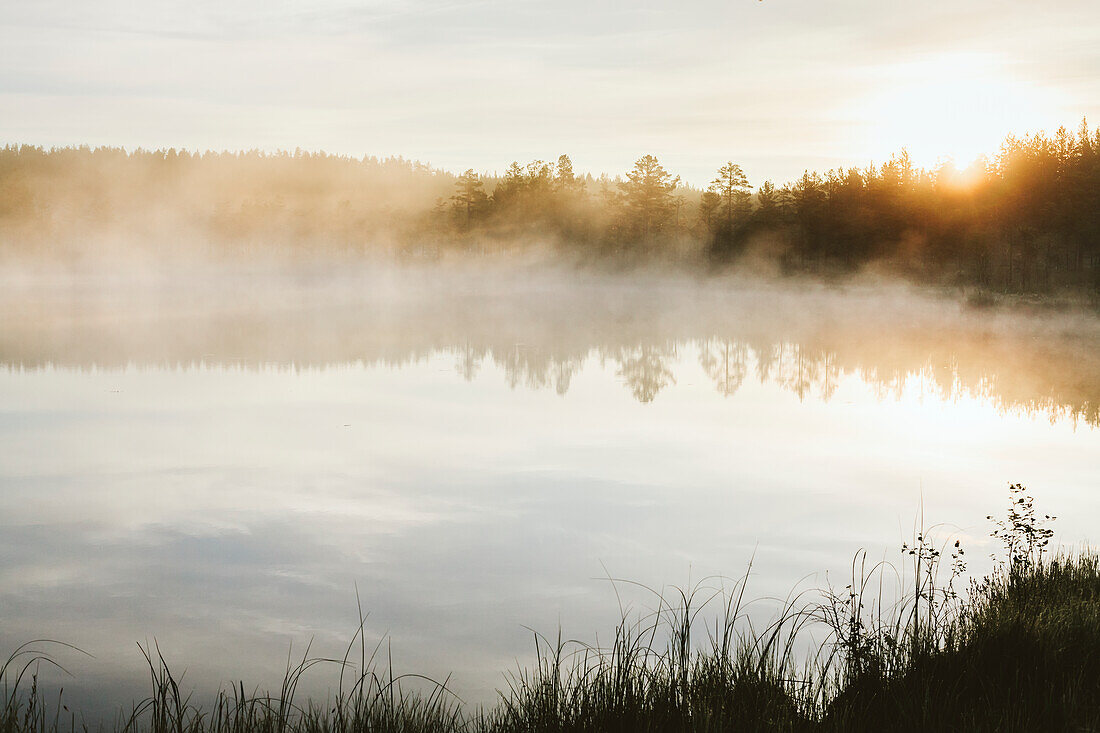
[3,0,1098,183]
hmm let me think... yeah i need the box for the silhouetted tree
[755,180,783,223]
[451,169,487,228]
[710,162,752,229]
[554,154,576,191]
[619,155,680,242]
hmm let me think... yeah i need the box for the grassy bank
[4,485,1097,732]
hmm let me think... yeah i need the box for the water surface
[1,268,1097,717]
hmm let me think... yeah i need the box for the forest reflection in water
[2,267,1098,425]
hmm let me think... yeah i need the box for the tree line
[707,121,1100,292]
[1,121,1098,291]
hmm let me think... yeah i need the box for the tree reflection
[4,284,1099,424]
[609,345,677,403]
[455,342,483,381]
[699,339,748,397]
[553,360,579,396]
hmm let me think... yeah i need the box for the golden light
[851,53,1067,170]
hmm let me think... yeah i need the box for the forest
[1,121,1099,292]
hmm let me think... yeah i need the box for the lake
[1,266,1097,719]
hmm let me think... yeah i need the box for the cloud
[0,1,1097,189]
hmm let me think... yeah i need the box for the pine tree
[619,155,680,240]
[710,162,752,228]
[451,169,487,228]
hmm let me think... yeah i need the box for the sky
[1,0,1098,185]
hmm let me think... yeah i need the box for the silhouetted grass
[3,485,1097,732]
[820,551,1100,732]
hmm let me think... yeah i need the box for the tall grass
[3,484,1097,732]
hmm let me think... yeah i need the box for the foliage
[986,482,1056,570]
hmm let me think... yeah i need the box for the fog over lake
[1,266,1097,719]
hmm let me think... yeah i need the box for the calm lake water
[1,267,1098,717]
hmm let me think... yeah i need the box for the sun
[849,53,1067,170]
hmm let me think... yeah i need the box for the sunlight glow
[852,54,1068,170]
